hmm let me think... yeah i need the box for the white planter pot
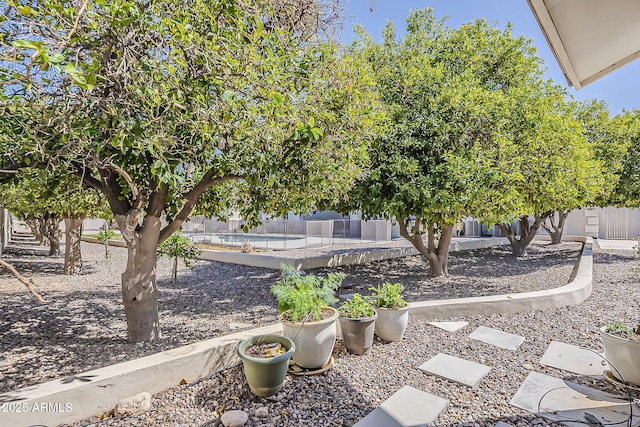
[374,304,409,342]
[281,307,338,369]
[600,326,640,386]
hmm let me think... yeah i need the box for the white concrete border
[409,236,592,320]
[199,237,510,270]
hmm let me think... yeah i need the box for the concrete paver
[354,385,449,427]
[469,326,525,350]
[510,371,639,426]
[539,341,606,376]
[418,353,491,388]
[427,321,469,332]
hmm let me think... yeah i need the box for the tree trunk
[172,256,178,285]
[118,211,162,343]
[64,216,85,275]
[25,219,45,245]
[499,215,547,257]
[398,217,453,278]
[41,213,61,256]
[541,210,569,244]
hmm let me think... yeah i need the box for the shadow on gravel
[593,250,637,265]
[192,360,375,427]
[0,245,98,276]
[314,243,583,302]
[158,261,280,320]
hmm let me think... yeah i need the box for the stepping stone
[427,321,468,332]
[469,326,525,350]
[510,371,639,426]
[539,341,606,377]
[354,385,449,427]
[418,353,491,388]
[496,422,514,427]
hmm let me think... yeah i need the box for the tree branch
[103,162,139,200]
[158,171,242,243]
[62,0,90,48]
[97,167,130,216]
[0,259,45,303]
[75,166,103,192]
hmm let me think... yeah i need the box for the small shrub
[96,229,116,258]
[339,293,375,319]
[157,233,201,285]
[370,282,407,309]
[270,264,342,322]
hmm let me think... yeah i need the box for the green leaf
[11,39,42,50]
[222,90,236,101]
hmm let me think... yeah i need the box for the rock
[221,410,248,427]
[255,406,269,418]
[114,392,151,417]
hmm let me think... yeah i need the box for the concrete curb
[199,237,510,270]
[409,236,592,320]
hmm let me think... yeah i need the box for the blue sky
[342,0,640,115]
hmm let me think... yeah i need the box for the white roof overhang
[527,0,640,89]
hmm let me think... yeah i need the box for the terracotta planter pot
[374,304,409,342]
[281,307,339,369]
[339,312,377,355]
[237,334,295,397]
[600,326,640,386]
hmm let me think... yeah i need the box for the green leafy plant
[339,293,375,319]
[605,321,635,335]
[370,282,407,309]
[270,264,342,322]
[157,233,202,285]
[96,228,116,259]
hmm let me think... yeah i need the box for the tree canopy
[1,0,380,341]
[341,9,551,274]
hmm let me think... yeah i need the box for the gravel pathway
[1,239,638,427]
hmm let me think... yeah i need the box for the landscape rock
[221,410,248,427]
[114,391,151,417]
[254,406,269,418]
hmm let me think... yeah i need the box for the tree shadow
[313,242,584,301]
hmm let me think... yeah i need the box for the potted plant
[370,282,409,342]
[600,321,640,386]
[237,334,295,397]
[338,293,377,355]
[270,264,343,369]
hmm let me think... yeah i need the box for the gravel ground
[1,238,638,427]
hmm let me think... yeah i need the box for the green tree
[1,0,379,342]
[534,100,608,244]
[488,86,603,253]
[603,109,640,208]
[342,10,542,276]
[156,233,201,285]
[0,169,111,273]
